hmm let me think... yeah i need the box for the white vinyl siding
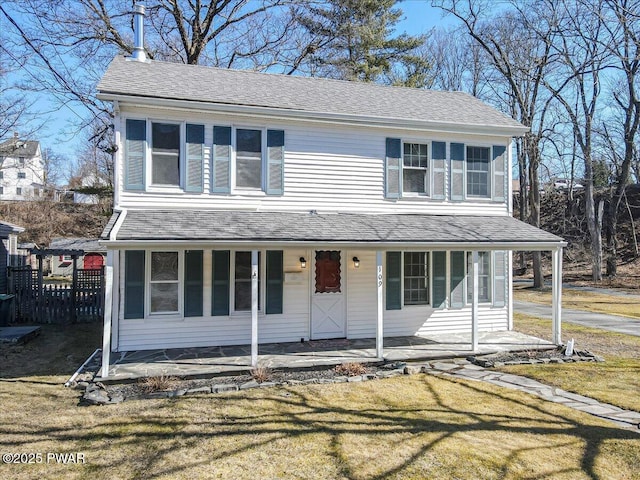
[117,249,309,351]
[116,108,510,215]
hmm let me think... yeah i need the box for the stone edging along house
[96,6,565,377]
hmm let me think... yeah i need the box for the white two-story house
[0,133,45,201]
[97,11,565,376]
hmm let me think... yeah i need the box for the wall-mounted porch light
[352,256,360,268]
[299,257,307,268]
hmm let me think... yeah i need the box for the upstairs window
[466,146,490,198]
[403,143,429,195]
[18,157,25,166]
[235,129,262,189]
[151,122,180,186]
[17,172,26,179]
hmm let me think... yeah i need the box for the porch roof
[101,210,564,250]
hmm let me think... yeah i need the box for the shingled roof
[0,137,40,158]
[101,210,563,248]
[98,56,527,134]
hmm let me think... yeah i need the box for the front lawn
[505,313,640,412]
[1,324,638,479]
[513,287,640,319]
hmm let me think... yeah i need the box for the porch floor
[99,330,554,382]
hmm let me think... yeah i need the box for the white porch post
[251,249,259,367]
[101,250,114,378]
[471,250,479,352]
[376,251,384,359]
[552,247,563,345]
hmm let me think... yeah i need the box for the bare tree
[434,0,557,288]
[533,0,609,281]
[599,0,640,275]
[0,1,300,150]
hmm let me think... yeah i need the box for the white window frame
[465,251,492,305]
[146,250,183,317]
[231,126,266,194]
[230,250,264,315]
[402,251,430,306]
[465,145,492,200]
[17,171,26,179]
[147,120,184,190]
[399,138,432,198]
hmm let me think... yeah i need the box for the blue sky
[9,1,455,164]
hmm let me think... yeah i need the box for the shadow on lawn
[1,374,637,480]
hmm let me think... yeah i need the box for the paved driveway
[513,300,640,337]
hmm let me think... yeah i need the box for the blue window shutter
[185,124,204,193]
[124,250,145,319]
[450,251,465,309]
[266,130,285,195]
[266,250,283,314]
[125,119,146,191]
[212,126,231,193]
[386,251,402,310]
[212,250,230,315]
[432,141,446,200]
[432,252,446,309]
[385,138,401,199]
[184,250,203,317]
[493,250,506,307]
[450,143,465,201]
[492,145,507,202]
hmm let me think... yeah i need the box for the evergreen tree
[294,0,427,84]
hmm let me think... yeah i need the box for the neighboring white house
[0,133,45,201]
[96,9,566,377]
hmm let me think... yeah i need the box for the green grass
[1,324,639,479]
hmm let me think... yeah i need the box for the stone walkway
[426,359,640,432]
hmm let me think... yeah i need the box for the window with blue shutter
[124,250,145,319]
[432,252,446,309]
[266,250,283,314]
[450,143,465,201]
[212,126,231,193]
[385,251,402,310]
[212,250,230,315]
[492,145,507,202]
[185,124,204,193]
[450,251,465,309]
[266,130,284,195]
[385,138,401,199]
[184,250,203,317]
[431,141,446,200]
[125,119,146,191]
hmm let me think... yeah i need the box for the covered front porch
[97,330,553,382]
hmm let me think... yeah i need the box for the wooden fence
[8,266,104,324]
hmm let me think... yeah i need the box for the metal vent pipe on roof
[131,3,146,62]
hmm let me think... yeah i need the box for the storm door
[311,250,346,339]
